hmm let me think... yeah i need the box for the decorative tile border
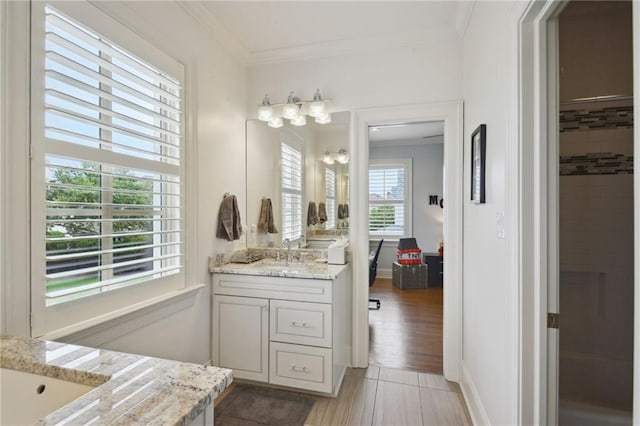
[560,152,633,176]
[560,105,633,132]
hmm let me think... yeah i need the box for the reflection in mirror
[246,112,350,248]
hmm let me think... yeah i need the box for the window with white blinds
[281,142,303,241]
[368,159,412,237]
[325,167,336,229]
[33,5,184,309]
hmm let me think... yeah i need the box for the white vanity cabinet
[213,295,269,382]
[211,266,350,395]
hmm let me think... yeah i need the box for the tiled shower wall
[558,104,634,410]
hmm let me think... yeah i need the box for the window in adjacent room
[368,158,412,238]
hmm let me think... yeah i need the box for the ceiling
[182,1,474,65]
[369,121,444,147]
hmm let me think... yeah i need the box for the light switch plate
[496,210,505,239]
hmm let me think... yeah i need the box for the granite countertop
[210,258,349,280]
[0,335,233,425]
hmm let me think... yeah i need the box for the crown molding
[454,1,475,39]
[177,1,250,66]
[247,26,460,67]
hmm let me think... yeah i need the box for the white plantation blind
[369,159,412,237]
[325,167,336,229]
[281,142,303,241]
[36,5,184,303]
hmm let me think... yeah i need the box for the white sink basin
[0,368,96,425]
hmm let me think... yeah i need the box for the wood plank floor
[369,278,444,373]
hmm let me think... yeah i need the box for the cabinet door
[213,295,268,382]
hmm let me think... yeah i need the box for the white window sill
[40,284,205,341]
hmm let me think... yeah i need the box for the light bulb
[267,117,283,128]
[258,94,274,122]
[309,89,325,118]
[282,91,299,119]
[315,112,331,124]
[323,151,334,165]
[337,149,349,164]
[290,115,306,126]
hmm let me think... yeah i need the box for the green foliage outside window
[369,205,395,231]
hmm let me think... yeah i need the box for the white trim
[43,284,204,343]
[633,3,640,424]
[376,268,392,280]
[2,0,31,336]
[545,12,561,426]
[351,101,463,383]
[460,361,491,426]
[0,0,6,335]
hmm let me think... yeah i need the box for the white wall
[461,2,527,424]
[247,40,463,115]
[1,1,247,364]
[369,141,444,276]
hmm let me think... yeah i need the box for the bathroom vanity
[210,258,351,396]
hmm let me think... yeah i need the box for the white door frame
[519,1,640,424]
[349,101,464,382]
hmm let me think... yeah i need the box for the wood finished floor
[369,278,444,373]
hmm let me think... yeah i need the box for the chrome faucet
[281,238,292,265]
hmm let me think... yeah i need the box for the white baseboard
[377,268,392,279]
[460,361,490,426]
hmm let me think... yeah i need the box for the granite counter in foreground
[0,335,233,425]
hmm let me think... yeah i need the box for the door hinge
[547,312,559,329]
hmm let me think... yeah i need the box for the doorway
[519,1,639,424]
[553,2,634,424]
[350,102,463,382]
[367,121,445,373]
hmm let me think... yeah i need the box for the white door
[213,294,269,382]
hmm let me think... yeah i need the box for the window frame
[368,158,413,240]
[29,1,189,337]
[325,166,336,229]
[280,134,304,243]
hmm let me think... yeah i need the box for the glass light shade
[258,104,274,122]
[309,101,326,118]
[290,115,306,126]
[323,151,334,165]
[267,117,283,128]
[315,112,332,124]
[282,103,299,120]
[337,150,349,164]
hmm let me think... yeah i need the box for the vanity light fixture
[258,94,274,122]
[336,149,349,164]
[322,149,348,165]
[257,89,332,128]
[323,151,335,165]
[267,116,283,128]
[282,92,300,120]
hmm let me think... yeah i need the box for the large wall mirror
[246,111,350,248]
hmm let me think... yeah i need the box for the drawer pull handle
[290,365,310,373]
[291,321,309,328]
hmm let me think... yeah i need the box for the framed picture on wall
[470,124,486,204]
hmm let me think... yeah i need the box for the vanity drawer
[270,300,332,347]
[269,342,332,393]
[213,274,332,303]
